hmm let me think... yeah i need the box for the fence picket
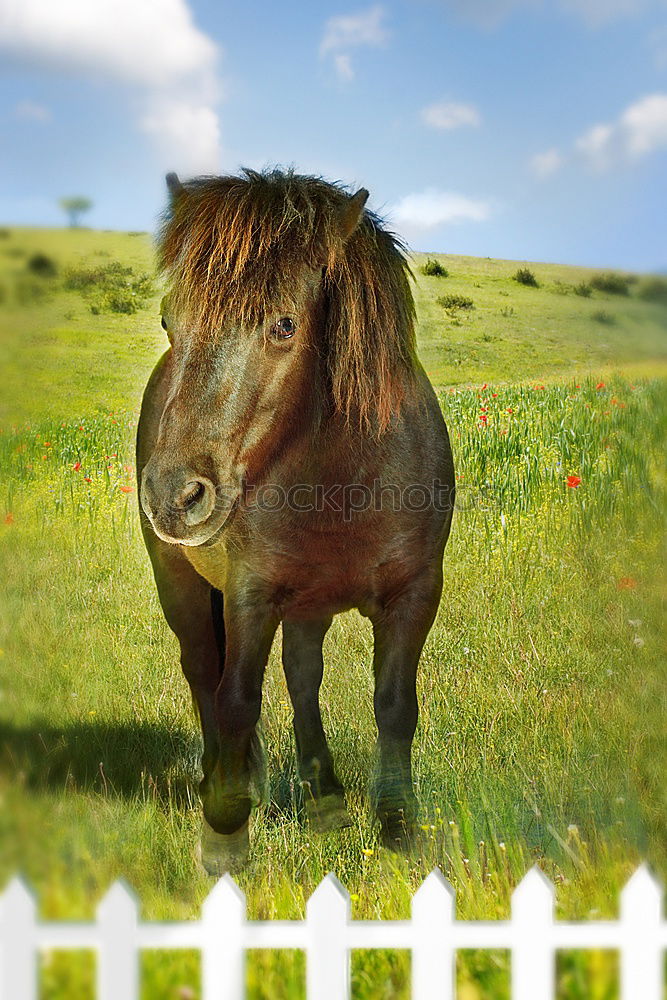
[201,874,246,1000]
[97,881,139,1000]
[620,864,662,1000]
[412,868,455,1000]
[306,874,350,1000]
[0,877,37,1000]
[0,865,664,999]
[511,866,555,1000]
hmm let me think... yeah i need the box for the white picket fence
[0,865,664,999]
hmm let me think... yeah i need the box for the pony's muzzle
[140,463,221,544]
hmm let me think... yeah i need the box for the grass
[0,228,666,999]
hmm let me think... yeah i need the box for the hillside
[0,227,665,423]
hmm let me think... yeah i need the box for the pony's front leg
[282,618,351,831]
[370,568,442,849]
[200,585,278,874]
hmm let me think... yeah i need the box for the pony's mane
[157,168,417,434]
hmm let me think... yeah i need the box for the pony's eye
[271,317,296,340]
[161,316,168,332]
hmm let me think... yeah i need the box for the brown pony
[137,169,455,872]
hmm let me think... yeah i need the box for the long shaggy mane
[157,168,417,434]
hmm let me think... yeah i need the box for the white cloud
[576,123,614,168]
[320,5,389,81]
[621,94,667,158]
[420,100,481,130]
[388,188,492,232]
[0,0,223,174]
[530,148,564,177]
[531,94,667,178]
[575,94,667,170]
[13,99,51,122]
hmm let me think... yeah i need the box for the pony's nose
[140,465,218,536]
[173,477,217,526]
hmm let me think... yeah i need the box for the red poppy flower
[119,485,134,494]
[44,442,51,447]
[596,381,605,390]
[492,393,498,398]
[73,461,81,472]
[479,414,488,424]
[84,477,92,484]
[507,407,514,414]
[566,475,581,488]
[4,513,13,525]
[617,577,637,590]
[481,383,488,390]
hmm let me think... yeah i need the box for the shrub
[64,260,153,313]
[64,260,133,290]
[94,291,137,314]
[0,228,10,239]
[573,282,592,297]
[592,310,616,325]
[437,293,474,311]
[421,257,449,277]
[589,272,630,296]
[638,277,667,306]
[514,267,539,287]
[27,252,58,278]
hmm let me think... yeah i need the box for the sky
[1,0,666,269]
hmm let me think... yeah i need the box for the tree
[59,196,92,228]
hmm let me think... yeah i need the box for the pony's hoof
[306,792,352,833]
[198,819,250,876]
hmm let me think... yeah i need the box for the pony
[136,169,455,872]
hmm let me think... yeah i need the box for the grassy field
[0,227,665,999]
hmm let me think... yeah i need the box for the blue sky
[1,0,666,268]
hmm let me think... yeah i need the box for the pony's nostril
[176,477,216,527]
[180,480,206,510]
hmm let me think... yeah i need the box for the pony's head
[140,168,416,546]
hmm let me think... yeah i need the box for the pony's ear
[338,188,369,240]
[166,172,186,203]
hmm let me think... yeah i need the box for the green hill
[0,227,665,423]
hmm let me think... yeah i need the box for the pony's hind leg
[282,618,351,831]
[371,568,442,850]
